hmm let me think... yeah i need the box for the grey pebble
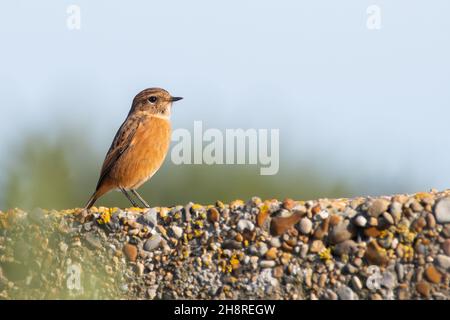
[329,220,355,244]
[334,240,358,256]
[381,271,396,289]
[269,237,281,248]
[337,286,357,300]
[434,198,450,223]
[368,199,390,218]
[222,240,243,250]
[85,233,102,250]
[396,263,405,282]
[139,209,158,227]
[435,254,450,270]
[143,234,162,251]
[325,289,338,300]
[390,202,403,224]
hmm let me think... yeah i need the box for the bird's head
[130,87,182,118]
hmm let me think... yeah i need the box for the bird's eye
[148,96,158,103]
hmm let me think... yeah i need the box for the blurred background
[0,1,449,210]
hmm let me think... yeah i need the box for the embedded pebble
[309,240,324,253]
[337,286,357,300]
[425,265,442,283]
[170,226,183,239]
[382,212,394,225]
[123,243,138,262]
[334,240,357,256]
[237,219,254,232]
[435,254,450,270]
[299,218,312,234]
[381,272,396,289]
[434,197,450,223]
[390,201,403,218]
[207,207,220,222]
[416,281,431,298]
[85,233,102,250]
[270,237,282,248]
[365,241,389,266]
[260,260,276,268]
[329,220,355,244]
[354,215,367,227]
[442,240,450,256]
[368,199,390,217]
[143,234,162,251]
[351,276,362,290]
[140,209,158,227]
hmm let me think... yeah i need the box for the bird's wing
[95,115,142,191]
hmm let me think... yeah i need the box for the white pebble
[354,215,367,227]
[237,219,255,232]
[299,218,313,234]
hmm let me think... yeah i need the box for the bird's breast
[115,116,172,188]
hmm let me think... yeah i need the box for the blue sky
[1,1,449,195]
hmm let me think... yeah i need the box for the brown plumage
[85,88,182,209]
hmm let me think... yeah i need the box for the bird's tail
[84,184,111,209]
[84,192,98,210]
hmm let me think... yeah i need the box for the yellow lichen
[194,229,203,237]
[319,247,332,261]
[405,231,416,243]
[230,200,244,209]
[97,211,111,224]
[259,203,270,213]
[194,220,204,228]
[403,245,414,261]
[230,255,240,269]
[341,254,349,264]
[218,260,226,272]
[379,230,389,238]
[216,200,225,209]
[395,225,416,244]
[387,249,395,259]
[158,208,168,218]
[191,204,203,211]
[415,192,431,200]
[127,207,142,212]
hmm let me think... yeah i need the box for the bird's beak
[171,97,183,102]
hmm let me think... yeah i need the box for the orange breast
[111,116,171,189]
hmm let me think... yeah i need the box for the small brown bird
[85,88,182,209]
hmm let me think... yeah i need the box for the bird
[84,87,183,209]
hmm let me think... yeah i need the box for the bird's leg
[131,189,150,208]
[120,188,140,208]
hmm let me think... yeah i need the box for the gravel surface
[1,190,450,300]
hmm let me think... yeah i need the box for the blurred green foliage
[1,131,355,210]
